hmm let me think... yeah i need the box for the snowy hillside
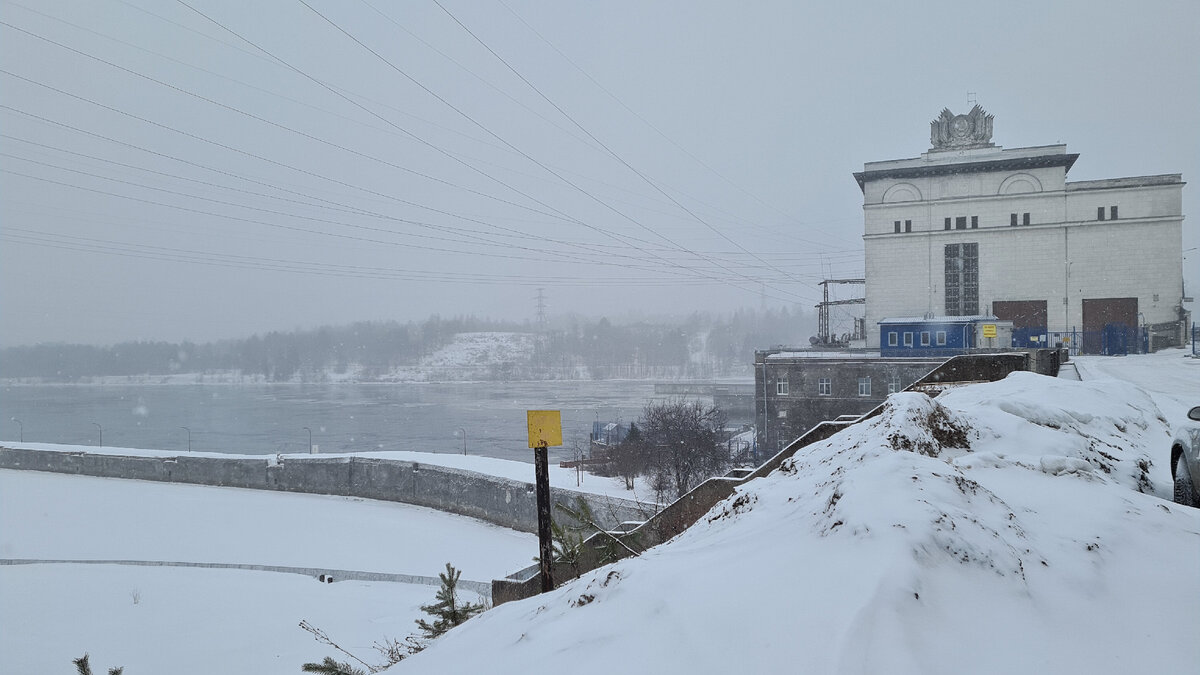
[392,367,1199,674]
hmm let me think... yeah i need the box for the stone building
[856,106,1187,353]
[753,350,942,454]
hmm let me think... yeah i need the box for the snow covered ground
[3,350,1196,674]
[0,470,535,674]
[391,350,1200,674]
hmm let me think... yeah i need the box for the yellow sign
[981,324,997,339]
[526,410,563,448]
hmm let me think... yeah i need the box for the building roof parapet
[854,149,1078,193]
[1066,174,1183,191]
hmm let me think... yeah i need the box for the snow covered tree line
[3,308,814,382]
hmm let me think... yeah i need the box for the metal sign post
[527,410,562,594]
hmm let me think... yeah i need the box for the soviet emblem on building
[930,105,994,150]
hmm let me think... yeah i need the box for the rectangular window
[920,331,931,346]
[894,220,901,233]
[904,219,912,233]
[1110,205,1118,220]
[858,377,871,397]
[970,216,978,229]
[1010,213,1018,227]
[955,216,967,230]
[888,375,902,394]
[944,217,951,230]
[903,332,914,347]
[818,378,831,396]
[945,242,979,315]
[1023,212,1030,226]
[1097,206,1106,221]
[936,331,947,346]
[777,410,787,419]
[888,331,898,346]
[776,377,788,396]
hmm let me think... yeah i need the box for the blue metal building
[879,316,1012,357]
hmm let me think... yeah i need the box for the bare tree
[640,399,728,498]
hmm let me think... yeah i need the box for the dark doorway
[993,300,1047,347]
[1082,297,1138,355]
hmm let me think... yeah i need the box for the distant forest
[0,308,816,381]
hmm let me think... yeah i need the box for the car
[1171,406,1200,507]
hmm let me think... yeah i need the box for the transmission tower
[535,288,548,332]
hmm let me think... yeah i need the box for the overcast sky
[2,0,1197,347]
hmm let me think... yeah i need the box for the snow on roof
[878,315,999,324]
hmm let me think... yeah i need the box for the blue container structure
[879,316,1010,357]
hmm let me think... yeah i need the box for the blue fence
[1046,326,1148,357]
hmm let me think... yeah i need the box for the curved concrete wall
[0,447,650,535]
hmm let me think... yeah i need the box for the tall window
[904,219,912,233]
[1110,205,1118,220]
[888,331,898,346]
[1023,212,1030,226]
[858,377,872,397]
[894,220,901,233]
[970,216,978,229]
[1097,206,1106,220]
[818,377,831,396]
[944,217,951,230]
[776,375,789,396]
[888,375,902,394]
[1010,213,1018,226]
[945,243,979,315]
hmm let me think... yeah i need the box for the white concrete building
[855,106,1187,354]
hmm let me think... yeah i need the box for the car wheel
[1175,453,1199,508]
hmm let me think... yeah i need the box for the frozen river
[0,380,684,464]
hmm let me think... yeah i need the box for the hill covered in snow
[392,367,1199,674]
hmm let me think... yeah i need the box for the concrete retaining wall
[0,447,651,535]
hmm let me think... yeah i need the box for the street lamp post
[457,427,467,455]
[92,422,102,447]
[180,426,191,452]
[11,417,22,443]
[303,426,312,454]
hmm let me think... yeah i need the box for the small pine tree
[73,654,123,675]
[414,563,485,639]
[300,656,365,675]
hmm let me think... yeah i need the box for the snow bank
[392,374,1198,674]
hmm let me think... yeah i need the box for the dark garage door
[993,300,1047,347]
[1082,297,1138,355]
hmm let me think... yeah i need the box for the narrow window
[894,220,901,233]
[858,377,872,397]
[888,375,902,394]
[818,378,831,396]
[776,376,788,396]
[1010,213,1018,227]
[888,331,898,346]
[955,216,967,230]
[905,219,912,233]
[1023,212,1030,226]
[970,216,978,229]
[1110,205,1118,220]
[944,217,951,230]
[920,331,931,346]
[1097,206,1105,221]
[903,332,914,347]
[936,331,947,346]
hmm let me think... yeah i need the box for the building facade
[753,350,943,453]
[856,106,1187,352]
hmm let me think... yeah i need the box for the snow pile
[392,374,1198,674]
